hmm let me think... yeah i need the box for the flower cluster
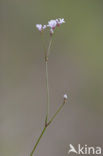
[36,18,65,35]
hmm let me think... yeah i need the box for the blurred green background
[1,0,103,156]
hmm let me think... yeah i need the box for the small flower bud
[63,94,68,100]
[50,28,54,36]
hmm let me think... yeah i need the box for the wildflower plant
[30,18,67,156]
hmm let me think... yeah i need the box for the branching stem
[30,100,66,156]
[30,34,66,156]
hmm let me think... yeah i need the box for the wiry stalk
[30,127,46,156]
[45,37,52,124]
[30,100,66,156]
[30,35,67,156]
[45,60,49,123]
[47,100,66,126]
[47,37,52,57]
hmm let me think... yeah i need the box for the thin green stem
[45,60,49,122]
[48,100,66,126]
[30,100,67,156]
[47,37,52,57]
[45,37,52,123]
[30,34,66,156]
[30,126,47,156]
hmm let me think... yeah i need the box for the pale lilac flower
[64,94,68,100]
[56,18,65,26]
[47,20,57,29]
[36,24,47,31]
[36,24,42,31]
